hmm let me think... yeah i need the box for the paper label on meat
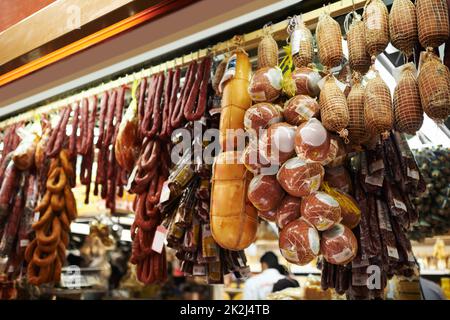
[387,246,399,259]
[159,181,171,203]
[19,239,29,247]
[407,167,420,180]
[219,54,237,93]
[290,29,304,56]
[332,247,354,264]
[152,225,168,254]
[393,198,407,212]
[193,264,207,276]
[125,165,139,191]
[365,174,384,187]
[308,227,320,255]
[33,212,40,223]
[407,251,415,262]
[369,159,384,174]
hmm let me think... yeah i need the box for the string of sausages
[25,150,77,285]
[130,73,169,283]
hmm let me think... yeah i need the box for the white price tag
[33,212,40,223]
[152,225,168,254]
[125,165,139,191]
[20,239,29,247]
[393,198,407,212]
[159,181,171,203]
[407,168,420,180]
[387,246,399,259]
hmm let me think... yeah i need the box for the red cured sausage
[184,57,212,121]
[160,69,174,139]
[141,76,157,138]
[137,78,148,141]
[171,62,197,129]
[103,90,118,148]
[96,92,109,148]
[68,103,80,159]
[167,68,181,136]
[143,73,165,138]
[78,98,90,155]
[47,107,70,158]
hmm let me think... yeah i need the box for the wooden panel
[0,0,56,32]
[0,0,134,65]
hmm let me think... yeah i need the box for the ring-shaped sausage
[50,193,65,212]
[32,205,54,231]
[46,167,67,193]
[36,217,61,246]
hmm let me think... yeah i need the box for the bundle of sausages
[124,57,213,284]
[0,123,41,282]
[94,88,127,212]
[25,149,77,285]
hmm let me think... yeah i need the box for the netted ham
[320,223,358,265]
[248,67,283,102]
[279,218,320,266]
[347,74,366,146]
[276,195,301,229]
[316,12,343,68]
[364,71,393,138]
[301,191,341,231]
[346,14,371,74]
[393,63,423,134]
[283,95,320,126]
[417,52,450,121]
[259,122,296,165]
[363,0,389,58]
[248,174,285,211]
[244,103,283,134]
[258,27,279,69]
[416,0,449,48]
[290,15,314,68]
[389,0,417,57]
[319,75,349,140]
[295,118,331,163]
[277,157,324,197]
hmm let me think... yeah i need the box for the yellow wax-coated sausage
[210,151,258,250]
[219,51,252,151]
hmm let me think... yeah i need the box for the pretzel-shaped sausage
[58,210,71,232]
[139,139,160,171]
[46,167,67,193]
[50,193,65,212]
[25,239,37,263]
[32,206,54,231]
[36,217,61,246]
[32,247,57,267]
[37,238,59,254]
[64,185,77,221]
[34,191,51,213]
[59,149,75,184]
